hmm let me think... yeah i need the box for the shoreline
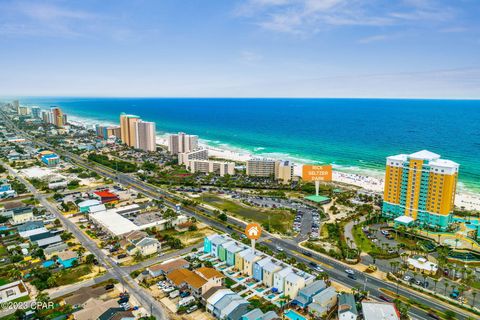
[64,112,480,211]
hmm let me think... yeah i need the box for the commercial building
[31,106,41,119]
[382,150,459,230]
[168,132,198,155]
[120,113,140,147]
[0,280,29,303]
[40,107,68,128]
[178,148,209,165]
[188,160,235,177]
[134,120,156,152]
[276,160,294,184]
[41,153,60,167]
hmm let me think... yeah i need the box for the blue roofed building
[292,280,327,308]
[253,257,271,282]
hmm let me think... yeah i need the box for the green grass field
[201,194,293,234]
[55,265,92,286]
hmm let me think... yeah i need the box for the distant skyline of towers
[119,113,156,152]
[382,150,459,230]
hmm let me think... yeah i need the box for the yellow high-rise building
[382,150,458,230]
[120,113,140,147]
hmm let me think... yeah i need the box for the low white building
[0,281,29,303]
[362,301,400,320]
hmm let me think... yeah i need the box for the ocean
[20,97,480,193]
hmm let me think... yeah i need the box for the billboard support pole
[251,239,256,253]
[315,180,320,196]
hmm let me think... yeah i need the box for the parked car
[403,275,411,282]
[379,295,391,302]
[163,287,175,293]
[180,291,191,298]
[186,305,198,314]
[169,290,180,299]
[348,273,357,280]
[179,296,196,307]
[427,312,440,320]
[105,284,115,291]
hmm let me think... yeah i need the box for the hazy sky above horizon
[1,0,479,98]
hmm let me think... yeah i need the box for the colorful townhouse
[382,150,459,230]
[253,257,271,282]
[292,280,327,308]
[262,260,283,287]
[218,240,235,262]
[225,242,245,266]
[309,287,338,317]
[273,267,293,293]
[243,250,263,276]
[234,248,251,271]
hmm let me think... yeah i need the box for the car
[118,297,129,305]
[348,273,357,280]
[180,291,191,298]
[381,230,389,235]
[309,262,318,267]
[403,275,411,282]
[170,290,180,299]
[414,280,421,286]
[304,251,313,257]
[276,246,284,252]
[187,305,198,314]
[345,269,355,275]
[379,295,391,302]
[163,287,175,293]
[105,284,115,290]
[427,312,440,320]
[314,266,324,273]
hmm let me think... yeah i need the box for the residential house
[241,309,278,320]
[206,289,234,314]
[126,237,161,256]
[253,257,271,281]
[234,248,250,272]
[243,250,263,277]
[309,286,338,318]
[17,221,46,238]
[218,241,235,262]
[148,258,190,277]
[98,308,135,320]
[202,286,225,305]
[56,250,78,268]
[29,231,63,248]
[44,243,69,259]
[284,271,307,299]
[0,280,29,303]
[213,294,247,319]
[338,293,358,320]
[221,297,250,320]
[11,207,34,224]
[225,242,245,266]
[210,235,228,258]
[292,280,327,308]
[273,267,292,293]
[195,267,225,293]
[361,301,400,320]
[262,260,282,287]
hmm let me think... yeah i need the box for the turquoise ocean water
[20,97,480,193]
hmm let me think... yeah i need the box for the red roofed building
[93,190,119,204]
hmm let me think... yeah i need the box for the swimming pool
[42,260,55,268]
[284,310,306,320]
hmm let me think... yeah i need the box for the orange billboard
[245,223,262,240]
[302,165,332,182]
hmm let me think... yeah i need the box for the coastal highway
[2,113,472,320]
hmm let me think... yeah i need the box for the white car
[403,275,411,282]
[345,269,355,275]
[163,287,175,293]
[276,246,284,252]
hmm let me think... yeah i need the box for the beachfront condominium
[40,107,67,128]
[178,148,209,166]
[246,159,294,183]
[120,113,140,147]
[31,107,41,119]
[188,160,235,177]
[96,125,121,140]
[51,107,65,128]
[135,120,156,152]
[382,150,459,230]
[168,132,199,155]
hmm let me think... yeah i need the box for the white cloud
[236,0,460,35]
[240,50,264,63]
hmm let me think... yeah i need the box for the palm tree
[433,279,439,293]
[444,282,449,296]
[472,292,477,308]
[8,269,21,280]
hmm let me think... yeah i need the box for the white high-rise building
[135,121,156,152]
[168,132,199,155]
[178,148,209,166]
[188,160,235,177]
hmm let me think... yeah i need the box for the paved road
[2,162,168,320]
[3,115,476,320]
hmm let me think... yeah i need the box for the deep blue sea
[20,97,480,193]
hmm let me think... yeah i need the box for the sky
[0,0,479,98]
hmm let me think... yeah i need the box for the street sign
[245,223,262,240]
[302,165,332,182]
